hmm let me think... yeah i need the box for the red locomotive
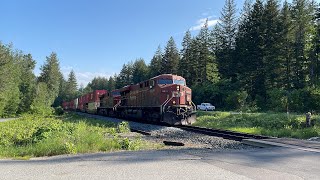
[63,90,107,113]
[62,74,196,125]
[97,89,121,117]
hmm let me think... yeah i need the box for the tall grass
[0,114,160,159]
[194,111,320,139]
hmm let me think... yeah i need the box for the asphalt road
[0,147,319,180]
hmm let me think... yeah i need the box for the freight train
[62,74,197,125]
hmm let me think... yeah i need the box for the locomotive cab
[151,74,197,125]
[97,89,121,116]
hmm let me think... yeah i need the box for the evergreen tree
[107,76,116,91]
[38,52,62,105]
[216,0,238,80]
[53,76,67,107]
[291,0,316,88]
[240,0,253,23]
[263,0,283,90]
[279,1,295,90]
[315,3,320,85]
[209,24,222,54]
[83,85,93,94]
[197,19,210,83]
[18,54,36,113]
[86,76,108,90]
[161,37,180,74]
[117,62,134,88]
[0,43,21,117]
[236,0,266,100]
[132,58,149,83]
[235,0,253,64]
[194,19,219,84]
[188,38,200,86]
[65,70,78,100]
[309,2,320,87]
[149,46,163,77]
[178,30,193,82]
[234,0,253,84]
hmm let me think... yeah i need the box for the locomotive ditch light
[173,100,176,104]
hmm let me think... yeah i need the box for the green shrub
[194,111,320,139]
[117,121,130,133]
[121,138,130,149]
[225,91,248,110]
[266,89,288,112]
[288,89,310,112]
[0,114,154,159]
[309,88,320,113]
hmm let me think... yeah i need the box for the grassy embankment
[0,113,162,159]
[194,111,320,139]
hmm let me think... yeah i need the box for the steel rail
[175,125,273,141]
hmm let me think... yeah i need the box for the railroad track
[76,112,320,151]
[75,111,272,142]
[175,125,272,141]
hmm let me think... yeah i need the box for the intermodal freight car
[62,74,196,125]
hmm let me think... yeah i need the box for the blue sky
[0,0,308,86]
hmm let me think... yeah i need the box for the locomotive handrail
[160,97,170,113]
[113,100,121,111]
[191,101,197,111]
[161,96,174,113]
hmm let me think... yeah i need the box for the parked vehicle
[197,103,215,111]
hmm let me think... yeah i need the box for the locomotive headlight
[172,100,176,104]
[189,101,191,105]
[177,86,180,91]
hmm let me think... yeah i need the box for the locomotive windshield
[158,79,173,84]
[112,91,120,96]
[158,79,185,86]
[173,79,185,85]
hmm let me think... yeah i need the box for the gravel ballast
[76,112,257,151]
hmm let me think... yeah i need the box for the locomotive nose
[179,87,186,105]
[176,85,190,105]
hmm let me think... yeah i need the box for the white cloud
[61,66,112,87]
[189,17,220,31]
